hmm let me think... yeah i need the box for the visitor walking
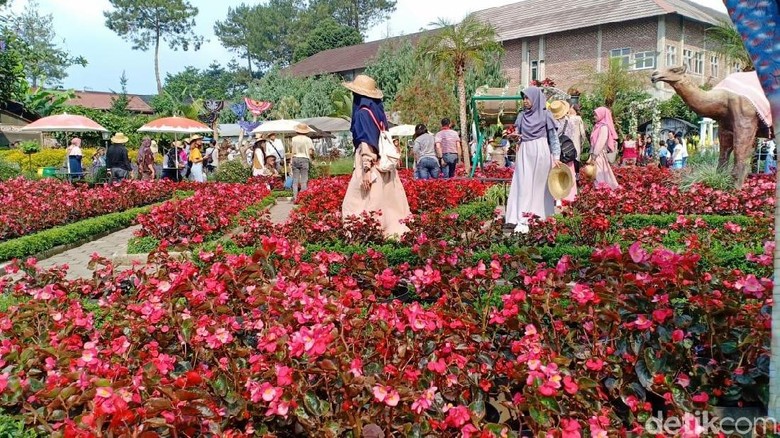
[137,137,156,180]
[411,123,440,180]
[567,104,588,160]
[677,132,689,167]
[106,133,133,182]
[589,107,620,190]
[266,132,285,172]
[435,118,461,178]
[162,141,184,181]
[671,137,685,169]
[506,86,561,234]
[188,135,206,182]
[66,137,84,178]
[550,100,577,203]
[341,74,411,238]
[291,123,315,199]
[204,138,217,174]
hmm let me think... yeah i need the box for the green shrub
[214,160,251,183]
[680,161,734,191]
[0,206,150,262]
[0,158,21,181]
[127,236,160,254]
[481,183,508,207]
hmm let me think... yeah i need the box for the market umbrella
[388,124,415,137]
[137,117,213,179]
[137,116,213,134]
[20,114,108,132]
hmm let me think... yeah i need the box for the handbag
[361,108,399,173]
[558,119,577,164]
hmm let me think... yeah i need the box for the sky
[6,0,729,95]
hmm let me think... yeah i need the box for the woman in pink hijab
[589,107,620,190]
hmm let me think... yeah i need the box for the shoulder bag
[558,119,577,164]
[361,108,400,173]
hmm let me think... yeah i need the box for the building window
[710,55,719,77]
[692,52,704,74]
[732,62,742,73]
[610,48,631,68]
[683,49,693,71]
[633,51,656,70]
[530,60,539,82]
[666,45,677,66]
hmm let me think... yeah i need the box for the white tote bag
[362,108,399,172]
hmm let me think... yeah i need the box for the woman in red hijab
[589,107,620,190]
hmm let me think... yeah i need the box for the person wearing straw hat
[549,100,577,203]
[106,133,133,182]
[505,87,561,234]
[290,123,315,200]
[188,135,206,182]
[341,74,411,238]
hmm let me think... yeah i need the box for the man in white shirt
[265,133,285,172]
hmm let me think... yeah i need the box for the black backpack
[559,119,577,163]
[166,147,179,168]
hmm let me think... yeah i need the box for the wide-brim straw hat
[342,74,384,99]
[548,165,574,200]
[110,133,129,144]
[188,134,203,143]
[549,100,571,120]
[295,123,312,135]
[254,133,266,140]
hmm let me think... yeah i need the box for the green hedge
[0,413,37,437]
[0,206,150,262]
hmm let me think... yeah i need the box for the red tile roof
[65,90,154,114]
[284,30,434,77]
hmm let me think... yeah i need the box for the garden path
[35,225,141,280]
[269,198,297,225]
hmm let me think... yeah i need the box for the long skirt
[68,155,83,175]
[594,153,620,189]
[341,147,411,238]
[505,137,555,225]
[190,163,205,182]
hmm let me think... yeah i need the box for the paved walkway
[269,198,296,225]
[35,225,141,279]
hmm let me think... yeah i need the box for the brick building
[286,0,729,98]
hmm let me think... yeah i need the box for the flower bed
[0,178,183,241]
[134,180,273,245]
[0,232,769,436]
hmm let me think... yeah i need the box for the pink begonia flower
[460,424,480,438]
[349,358,363,377]
[411,386,438,414]
[445,405,471,428]
[629,241,649,263]
[275,365,293,387]
[560,418,582,438]
[585,358,605,371]
[571,283,596,305]
[372,385,388,403]
[427,358,447,374]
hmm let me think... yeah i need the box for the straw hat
[342,74,384,99]
[110,133,129,144]
[254,132,266,140]
[294,123,312,135]
[549,100,571,120]
[548,165,574,200]
[188,134,203,143]
[582,163,596,179]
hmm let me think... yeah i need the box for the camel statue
[650,65,773,188]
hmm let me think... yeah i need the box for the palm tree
[706,21,753,71]
[418,15,503,174]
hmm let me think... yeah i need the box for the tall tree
[418,15,503,174]
[104,0,203,94]
[110,71,130,117]
[309,0,396,35]
[0,32,29,106]
[214,4,259,75]
[706,21,753,71]
[364,41,416,104]
[10,0,87,87]
[293,18,362,62]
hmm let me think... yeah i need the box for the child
[671,138,684,169]
[658,140,670,168]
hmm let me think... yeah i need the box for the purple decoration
[238,121,261,135]
[231,102,247,120]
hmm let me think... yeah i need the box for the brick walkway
[34,225,141,280]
